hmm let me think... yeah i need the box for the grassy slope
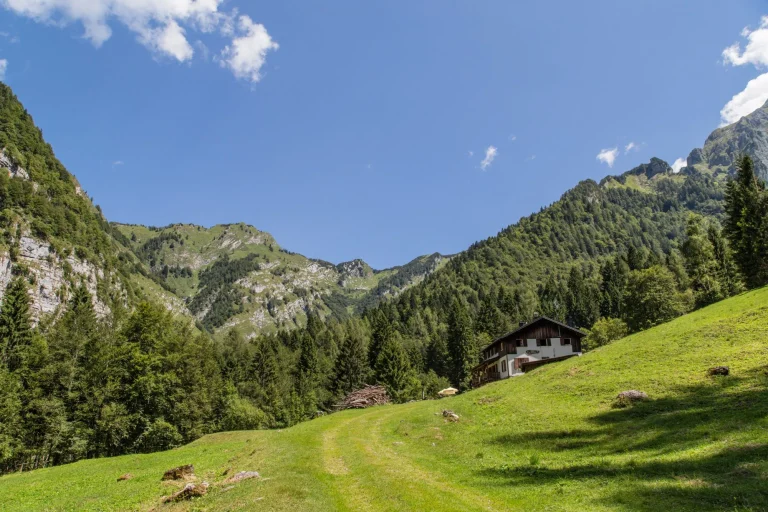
[4,288,768,511]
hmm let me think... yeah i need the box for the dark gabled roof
[481,316,587,353]
[472,353,501,372]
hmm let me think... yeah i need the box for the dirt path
[320,406,503,512]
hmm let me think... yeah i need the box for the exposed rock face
[625,157,672,179]
[0,235,113,321]
[691,99,768,179]
[337,259,374,285]
[0,148,29,180]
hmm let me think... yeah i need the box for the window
[501,360,507,373]
[515,339,525,347]
[536,339,551,347]
[561,338,572,346]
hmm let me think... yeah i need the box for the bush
[133,419,183,453]
[220,395,268,431]
[583,318,629,351]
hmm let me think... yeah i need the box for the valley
[3,285,767,511]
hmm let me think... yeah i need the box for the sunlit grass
[4,287,768,511]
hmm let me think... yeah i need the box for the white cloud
[0,59,6,80]
[220,15,279,83]
[720,17,768,125]
[596,147,619,168]
[625,141,638,153]
[509,134,517,141]
[468,150,474,157]
[723,16,768,68]
[1,0,278,81]
[480,145,497,170]
[112,160,124,167]
[671,157,687,173]
[720,72,768,126]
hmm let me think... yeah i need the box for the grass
[5,287,768,511]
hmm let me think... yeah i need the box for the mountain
[112,222,450,335]
[685,98,768,179]
[5,284,768,510]
[0,84,183,323]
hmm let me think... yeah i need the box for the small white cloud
[509,134,517,141]
[720,72,768,126]
[527,154,536,161]
[596,147,619,168]
[625,142,638,153]
[480,145,497,170]
[139,20,194,62]
[112,160,124,167]
[468,150,474,157]
[220,15,279,83]
[0,59,6,80]
[671,157,687,173]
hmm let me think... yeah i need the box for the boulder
[442,409,460,422]
[223,471,260,484]
[161,482,209,503]
[613,390,648,408]
[161,464,194,481]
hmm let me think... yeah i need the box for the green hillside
[4,285,768,511]
[114,222,450,334]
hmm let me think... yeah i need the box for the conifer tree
[368,309,392,368]
[374,333,414,403]
[447,298,475,391]
[599,255,629,318]
[295,332,318,418]
[0,277,32,373]
[475,294,508,339]
[331,334,368,396]
[724,155,768,288]
[565,266,600,328]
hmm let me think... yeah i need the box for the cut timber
[334,385,390,410]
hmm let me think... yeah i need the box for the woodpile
[334,385,390,410]
[162,464,194,481]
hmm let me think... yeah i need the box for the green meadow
[3,287,768,511]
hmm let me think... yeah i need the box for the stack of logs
[334,385,390,410]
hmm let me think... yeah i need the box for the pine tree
[724,155,768,288]
[446,298,475,391]
[599,255,629,318]
[368,309,392,368]
[0,277,32,373]
[565,266,600,328]
[331,334,368,396]
[475,294,508,339]
[374,333,414,403]
[49,284,97,398]
[294,332,318,418]
[539,274,566,321]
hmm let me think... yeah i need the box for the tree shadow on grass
[478,370,768,511]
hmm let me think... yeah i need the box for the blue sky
[0,1,767,268]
